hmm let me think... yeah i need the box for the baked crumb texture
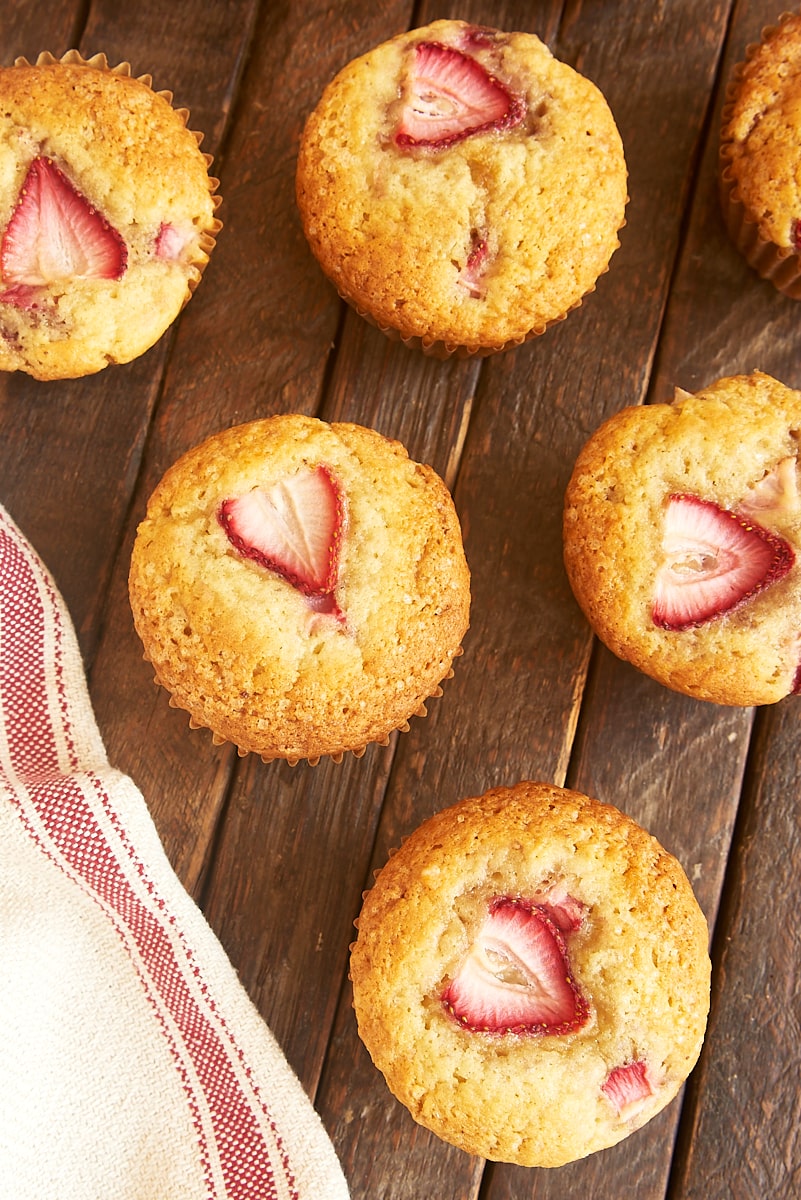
[564,371,801,705]
[350,781,710,1167]
[719,12,801,296]
[296,20,628,355]
[128,413,471,763]
[0,51,221,378]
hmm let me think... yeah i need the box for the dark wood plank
[198,326,483,1085]
[91,0,419,942]
[483,2,786,1196]
[315,2,740,1198]
[82,0,257,150]
[640,2,801,1196]
[669,700,801,1200]
[187,0,513,1146]
[86,0,321,888]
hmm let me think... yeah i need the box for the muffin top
[296,19,627,352]
[128,414,470,762]
[350,781,710,1167]
[563,371,801,705]
[720,13,801,249]
[0,54,219,378]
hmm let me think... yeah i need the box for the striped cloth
[0,503,349,1200]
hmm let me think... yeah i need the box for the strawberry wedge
[395,41,524,147]
[442,897,589,1036]
[652,494,794,631]
[739,456,800,517]
[458,234,490,298]
[1,157,126,288]
[219,465,345,599]
[601,1060,655,1119]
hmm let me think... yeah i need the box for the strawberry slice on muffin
[442,896,589,1035]
[394,40,524,147]
[1,157,126,300]
[219,466,345,599]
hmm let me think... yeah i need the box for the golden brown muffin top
[297,20,627,352]
[721,14,801,248]
[129,414,470,761]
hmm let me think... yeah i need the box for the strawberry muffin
[128,414,470,764]
[0,51,221,380]
[719,12,801,298]
[296,19,627,356]
[563,371,801,705]
[350,781,710,1167]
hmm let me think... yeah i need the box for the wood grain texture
[317,2,738,1198]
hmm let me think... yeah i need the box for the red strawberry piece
[739,456,799,517]
[155,222,190,262]
[219,465,345,599]
[461,25,504,50]
[652,494,794,631]
[601,1060,654,1118]
[442,897,589,1035]
[532,884,585,933]
[458,233,490,298]
[793,218,801,253]
[1,157,127,287]
[791,653,801,695]
[395,41,524,148]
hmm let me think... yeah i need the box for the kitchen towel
[0,501,349,1200]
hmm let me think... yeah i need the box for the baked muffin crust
[564,371,801,704]
[129,414,470,762]
[350,782,710,1167]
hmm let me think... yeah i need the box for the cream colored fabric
[0,502,349,1200]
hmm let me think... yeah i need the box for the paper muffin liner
[350,295,575,360]
[13,50,222,302]
[718,15,801,299]
[147,646,464,769]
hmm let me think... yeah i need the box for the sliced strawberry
[219,465,344,598]
[395,41,524,148]
[442,897,589,1035]
[739,456,799,517]
[155,222,191,262]
[457,233,490,298]
[1,157,126,287]
[792,661,801,695]
[601,1060,655,1119]
[652,494,794,631]
[0,283,48,310]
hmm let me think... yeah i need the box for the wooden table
[2,2,799,1197]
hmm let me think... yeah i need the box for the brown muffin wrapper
[351,297,574,360]
[149,646,463,769]
[338,218,627,360]
[718,15,801,300]
[14,50,222,301]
